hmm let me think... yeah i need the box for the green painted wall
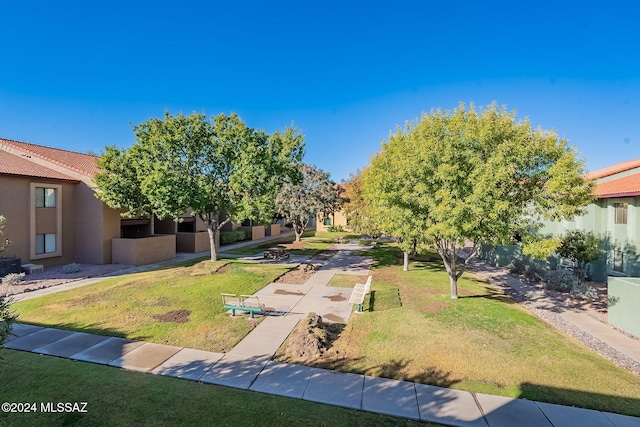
[608,277,640,338]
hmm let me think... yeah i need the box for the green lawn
[11,258,290,352]
[0,349,431,427]
[276,243,640,417]
[221,230,336,256]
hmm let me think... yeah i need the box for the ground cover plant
[276,242,640,417]
[11,258,290,352]
[0,349,430,427]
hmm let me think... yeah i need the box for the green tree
[0,215,10,253]
[342,170,380,237]
[275,164,339,242]
[95,112,304,261]
[363,102,594,298]
[557,230,605,281]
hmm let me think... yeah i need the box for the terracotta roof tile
[0,138,99,177]
[594,173,640,198]
[0,150,79,181]
[586,158,640,180]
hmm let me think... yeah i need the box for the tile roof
[0,149,79,181]
[0,138,99,177]
[586,158,640,180]
[594,173,640,198]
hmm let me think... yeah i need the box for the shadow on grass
[13,321,136,340]
[368,288,402,312]
[458,285,517,305]
[518,382,640,418]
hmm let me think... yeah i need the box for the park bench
[221,293,265,318]
[348,275,373,313]
[263,247,290,260]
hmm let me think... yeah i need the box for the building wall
[0,176,79,268]
[316,209,348,232]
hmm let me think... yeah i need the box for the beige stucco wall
[0,176,79,268]
[112,234,176,266]
[176,231,210,253]
[240,225,265,240]
[316,209,348,232]
[266,224,280,236]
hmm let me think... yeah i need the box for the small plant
[508,258,528,275]
[0,215,10,253]
[62,263,81,274]
[523,264,546,283]
[327,225,344,232]
[2,272,25,285]
[543,269,581,292]
[0,295,18,351]
[570,283,599,302]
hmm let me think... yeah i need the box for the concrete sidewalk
[7,323,640,426]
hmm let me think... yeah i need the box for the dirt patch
[310,250,338,260]
[274,289,305,296]
[277,313,343,359]
[323,294,347,302]
[274,263,317,285]
[190,261,230,276]
[153,309,191,323]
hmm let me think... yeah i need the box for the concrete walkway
[5,237,640,426]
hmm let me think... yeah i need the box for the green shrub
[543,269,581,292]
[2,272,25,285]
[0,295,18,350]
[508,258,528,275]
[327,225,344,232]
[62,263,81,274]
[523,264,545,283]
[570,283,599,301]
[220,230,252,245]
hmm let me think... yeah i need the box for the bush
[570,283,599,302]
[508,258,528,275]
[62,263,81,274]
[2,272,25,285]
[543,269,581,292]
[220,230,252,245]
[0,295,18,350]
[523,264,545,283]
[327,225,344,232]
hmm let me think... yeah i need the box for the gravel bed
[466,259,640,377]
[1,263,132,297]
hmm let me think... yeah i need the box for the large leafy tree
[95,112,304,261]
[342,170,379,236]
[363,102,594,298]
[275,164,339,242]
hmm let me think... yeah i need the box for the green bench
[221,293,265,318]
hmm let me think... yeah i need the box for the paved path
[5,237,640,426]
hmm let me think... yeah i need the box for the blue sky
[1,1,638,182]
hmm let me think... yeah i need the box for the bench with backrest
[221,293,265,318]
[348,275,372,313]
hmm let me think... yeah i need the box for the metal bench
[263,247,290,260]
[221,293,265,318]
[348,275,373,313]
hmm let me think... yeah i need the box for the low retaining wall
[240,225,265,241]
[112,234,176,266]
[608,277,640,338]
[265,224,280,237]
[176,231,212,253]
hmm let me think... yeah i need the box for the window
[35,187,56,208]
[614,202,628,224]
[35,233,56,254]
[324,217,332,226]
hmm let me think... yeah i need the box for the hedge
[220,229,252,245]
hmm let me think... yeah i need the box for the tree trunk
[448,272,458,299]
[403,251,409,271]
[207,227,219,261]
